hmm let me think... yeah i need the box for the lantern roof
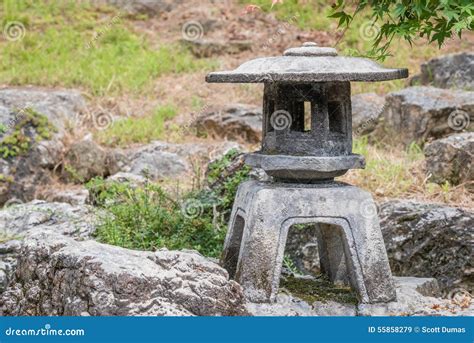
[206,42,408,83]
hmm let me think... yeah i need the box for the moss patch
[281,275,359,305]
[0,108,57,159]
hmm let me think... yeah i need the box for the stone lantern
[206,42,408,304]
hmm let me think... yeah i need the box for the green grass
[87,149,250,258]
[96,105,178,147]
[0,0,214,96]
[87,179,226,257]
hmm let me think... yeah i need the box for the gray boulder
[357,276,472,316]
[1,232,247,316]
[0,201,96,293]
[0,87,86,136]
[379,199,473,293]
[39,188,90,206]
[0,88,87,205]
[62,139,109,183]
[373,86,474,146]
[351,93,385,136]
[194,104,262,143]
[0,201,247,316]
[413,52,474,91]
[111,140,240,180]
[424,132,473,185]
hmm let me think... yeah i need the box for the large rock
[39,187,90,206]
[194,104,262,143]
[351,93,385,136]
[111,140,240,180]
[0,87,86,136]
[62,139,109,183]
[379,199,473,293]
[0,201,247,316]
[414,52,474,91]
[372,86,474,146]
[357,276,472,316]
[0,88,87,205]
[1,232,247,316]
[0,201,95,293]
[424,132,473,185]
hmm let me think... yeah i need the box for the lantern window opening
[304,101,312,132]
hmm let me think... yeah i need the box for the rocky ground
[0,201,471,316]
[0,0,472,316]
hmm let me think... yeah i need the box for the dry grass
[343,137,474,209]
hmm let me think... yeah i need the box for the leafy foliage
[87,149,251,258]
[205,149,251,211]
[330,0,474,59]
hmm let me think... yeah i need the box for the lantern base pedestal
[245,153,365,182]
[221,180,396,304]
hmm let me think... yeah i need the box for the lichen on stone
[0,108,57,159]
